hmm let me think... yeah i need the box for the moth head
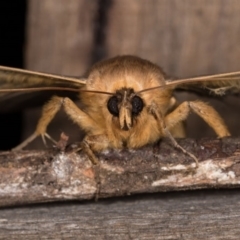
[107,88,144,130]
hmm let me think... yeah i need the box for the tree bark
[0,137,239,207]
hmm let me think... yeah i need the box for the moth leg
[15,95,108,165]
[12,96,64,151]
[54,97,109,165]
[78,135,110,200]
[165,101,230,138]
[78,140,99,165]
[74,134,110,165]
[12,132,40,151]
[13,131,57,151]
[13,96,97,151]
[148,102,199,166]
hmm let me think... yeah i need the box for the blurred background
[0,0,240,150]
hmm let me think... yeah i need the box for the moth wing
[166,72,240,96]
[0,65,87,112]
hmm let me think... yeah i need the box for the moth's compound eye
[132,96,143,116]
[107,96,119,116]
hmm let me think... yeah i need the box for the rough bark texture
[0,138,240,239]
[0,137,239,207]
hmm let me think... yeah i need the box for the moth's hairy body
[13,56,230,162]
[33,56,175,151]
[3,55,233,164]
[79,56,180,150]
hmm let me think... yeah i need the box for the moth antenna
[79,89,114,95]
[137,72,240,94]
[136,85,167,94]
[0,87,114,95]
[0,87,80,93]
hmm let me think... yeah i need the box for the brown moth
[0,55,240,165]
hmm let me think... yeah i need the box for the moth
[0,55,240,165]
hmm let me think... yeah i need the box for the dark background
[0,1,26,149]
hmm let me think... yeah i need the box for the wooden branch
[0,137,239,207]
